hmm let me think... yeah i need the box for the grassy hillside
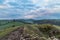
[0,20,60,40]
[0,21,24,30]
[0,24,60,40]
[0,21,25,39]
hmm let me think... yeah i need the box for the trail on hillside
[0,27,41,40]
[0,25,60,40]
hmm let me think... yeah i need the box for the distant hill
[0,19,60,25]
[15,19,60,26]
[33,19,60,25]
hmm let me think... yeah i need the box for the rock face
[0,27,40,40]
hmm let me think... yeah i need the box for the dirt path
[0,27,24,40]
[0,27,39,40]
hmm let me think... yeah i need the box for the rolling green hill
[0,24,60,40]
[0,19,60,40]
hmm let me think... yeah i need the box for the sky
[0,0,60,19]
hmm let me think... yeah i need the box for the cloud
[0,4,13,8]
[23,15,36,19]
[0,0,60,19]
